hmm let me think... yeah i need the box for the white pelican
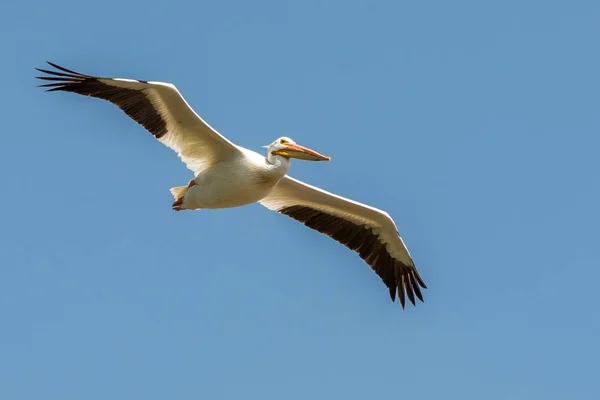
[35,61,427,308]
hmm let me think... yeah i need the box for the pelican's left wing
[260,175,427,308]
[35,61,241,173]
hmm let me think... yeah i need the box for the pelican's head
[264,136,331,162]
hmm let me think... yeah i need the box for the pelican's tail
[170,186,188,201]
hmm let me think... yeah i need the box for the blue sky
[1,0,599,399]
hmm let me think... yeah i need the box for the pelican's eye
[280,139,288,145]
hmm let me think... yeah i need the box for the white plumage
[36,61,427,308]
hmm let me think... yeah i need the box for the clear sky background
[1,0,599,399]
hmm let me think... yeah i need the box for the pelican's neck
[266,153,291,175]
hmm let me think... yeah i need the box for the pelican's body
[36,62,428,309]
[180,147,288,209]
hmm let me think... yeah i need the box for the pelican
[35,61,427,308]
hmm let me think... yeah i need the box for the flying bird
[35,61,427,308]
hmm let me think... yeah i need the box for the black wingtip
[407,275,417,306]
[35,67,78,79]
[34,61,92,91]
[36,83,66,88]
[413,270,427,289]
[52,61,92,77]
[390,270,427,308]
[35,61,91,80]
[413,283,424,303]
[398,280,406,309]
[36,76,71,81]
[406,291,416,307]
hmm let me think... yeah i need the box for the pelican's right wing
[36,61,241,173]
[260,175,427,308]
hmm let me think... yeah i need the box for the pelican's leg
[172,179,197,211]
[172,198,184,211]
